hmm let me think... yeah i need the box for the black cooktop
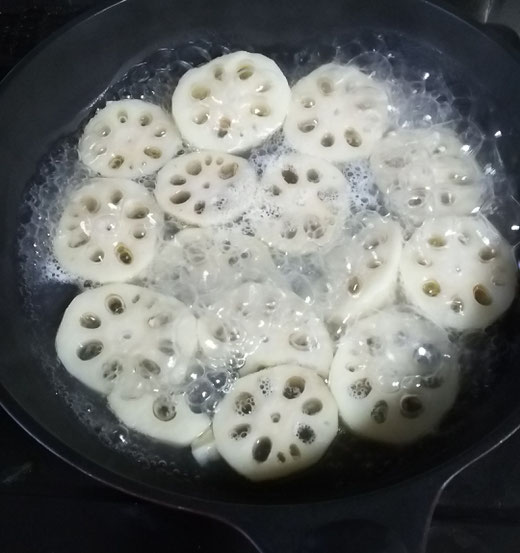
[2,1,520,552]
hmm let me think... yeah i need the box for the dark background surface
[1,0,520,551]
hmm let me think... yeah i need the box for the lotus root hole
[231,424,250,440]
[296,424,316,444]
[289,444,301,458]
[133,227,146,239]
[139,358,161,378]
[115,243,133,265]
[282,167,298,184]
[367,258,382,269]
[348,378,372,399]
[371,400,389,424]
[102,360,122,381]
[171,175,186,186]
[105,294,125,314]
[170,191,191,204]
[80,313,101,329]
[90,250,104,263]
[251,104,270,117]
[479,247,496,262]
[345,128,362,147]
[298,119,317,133]
[400,395,424,418]
[289,332,316,352]
[283,376,306,399]
[186,160,202,175]
[348,276,361,296]
[428,235,447,248]
[77,340,103,361]
[235,392,256,416]
[153,397,176,421]
[306,169,320,183]
[217,117,231,138]
[256,82,271,93]
[318,78,334,95]
[450,297,464,313]
[473,284,493,306]
[302,399,323,415]
[321,133,335,147]
[110,190,123,205]
[422,280,441,297]
[191,85,210,100]
[219,162,238,180]
[81,196,99,213]
[193,112,209,125]
[126,205,149,219]
[237,64,254,80]
[252,437,272,463]
[109,155,124,170]
[139,113,152,126]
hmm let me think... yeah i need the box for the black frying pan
[1,1,520,551]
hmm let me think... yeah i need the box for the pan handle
[221,474,448,553]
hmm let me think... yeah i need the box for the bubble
[207,370,230,391]
[186,378,214,408]
[412,343,441,374]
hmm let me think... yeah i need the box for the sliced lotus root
[79,99,182,178]
[370,128,485,225]
[191,428,221,466]
[53,178,159,282]
[255,153,349,254]
[55,284,197,394]
[400,215,517,331]
[171,51,290,153]
[329,307,459,444]
[198,282,333,377]
[326,214,403,328]
[149,228,278,308]
[284,64,389,163]
[213,364,338,480]
[154,151,257,225]
[108,388,209,446]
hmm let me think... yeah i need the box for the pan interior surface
[2,0,520,506]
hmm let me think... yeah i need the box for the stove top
[1,1,520,552]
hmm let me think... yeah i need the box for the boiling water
[16,32,520,486]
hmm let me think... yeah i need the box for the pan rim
[1,0,520,511]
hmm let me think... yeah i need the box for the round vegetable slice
[79,99,182,178]
[370,128,485,225]
[53,178,159,283]
[154,151,257,225]
[171,51,290,153]
[213,364,338,481]
[284,64,389,162]
[55,284,197,394]
[108,388,209,446]
[149,228,278,309]
[191,428,220,466]
[254,153,349,254]
[198,282,333,377]
[400,215,517,330]
[325,214,403,328]
[329,307,459,444]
